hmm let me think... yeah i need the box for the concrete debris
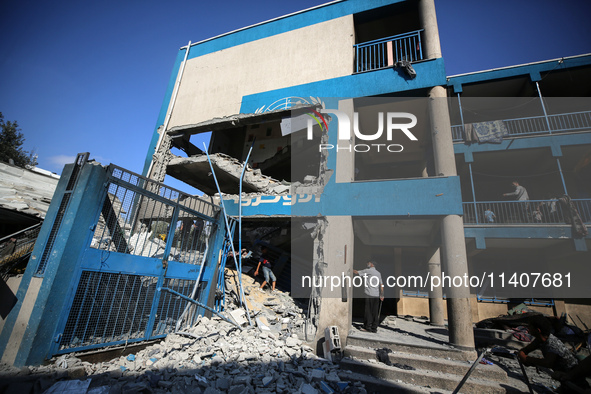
[167,153,291,195]
[0,268,370,393]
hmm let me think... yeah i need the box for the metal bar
[556,158,569,195]
[159,287,241,329]
[238,141,256,326]
[0,223,42,244]
[100,274,121,342]
[517,356,535,394]
[107,165,219,221]
[80,273,104,344]
[65,272,93,349]
[452,349,487,394]
[109,275,129,341]
[536,82,552,133]
[457,93,466,140]
[203,143,253,325]
[468,164,478,224]
[144,275,163,340]
[356,30,423,47]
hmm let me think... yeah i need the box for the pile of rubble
[0,269,368,394]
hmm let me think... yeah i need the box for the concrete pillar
[427,248,445,326]
[336,99,355,183]
[441,215,475,350]
[428,86,456,176]
[315,216,354,352]
[393,248,403,315]
[419,0,442,59]
[428,84,474,349]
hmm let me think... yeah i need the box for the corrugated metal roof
[0,162,59,219]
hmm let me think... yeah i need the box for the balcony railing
[462,199,591,225]
[452,110,591,142]
[354,30,423,73]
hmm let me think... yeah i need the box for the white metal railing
[452,110,591,142]
[354,30,423,73]
[462,199,591,225]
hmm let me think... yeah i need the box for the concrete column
[442,215,474,350]
[336,99,355,183]
[428,86,456,177]
[393,248,403,315]
[428,84,474,349]
[315,216,354,352]
[419,0,442,59]
[427,248,444,326]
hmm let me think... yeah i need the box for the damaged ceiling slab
[166,153,290,195]
[167,104,318,138]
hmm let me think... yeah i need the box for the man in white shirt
[353,261,384,333]
[504,181,529,201]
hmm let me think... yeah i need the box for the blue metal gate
[49,165,223,355]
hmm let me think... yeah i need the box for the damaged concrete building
[1,1,591,384]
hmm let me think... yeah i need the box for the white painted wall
[168,16,355,127]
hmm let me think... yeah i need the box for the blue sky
[1,0,590,193]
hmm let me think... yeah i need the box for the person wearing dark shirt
[254,246,276,292]
[518,315,578,372]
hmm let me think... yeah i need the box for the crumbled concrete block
[228,384,247,394]
[300,383,318,394]
[286,337,300,347]
[310,369,325,382]
[319,381,334,394]
[233,375,252,386]
[216,377,231,391]
[203,387,224,394]
[158,380,173,389]
[325,372,340,383]
[67,366,86,379]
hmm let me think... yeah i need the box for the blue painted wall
[223,176,462,217]
[0,163,110,366]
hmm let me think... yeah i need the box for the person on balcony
[484,207,496,223]
[503,181,529,201]
[503,181,530,222]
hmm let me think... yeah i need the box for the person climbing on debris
[353,260,384,333]
[254,246,276,292]
[518,315,578,372]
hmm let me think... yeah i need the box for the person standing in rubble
[254,246,276,292]
[353,261,384,333]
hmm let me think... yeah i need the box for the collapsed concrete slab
[167,153,290,195]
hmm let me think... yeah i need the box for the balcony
[354,30,424,73]
[452,110,591,142]
[462,199,591,225]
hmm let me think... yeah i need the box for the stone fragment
[158,380,173,389]
[310,368,325,381]
[262,376,273,386]
[300,383,318,394]
[228,384,247,394]
[216,377,231,391]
